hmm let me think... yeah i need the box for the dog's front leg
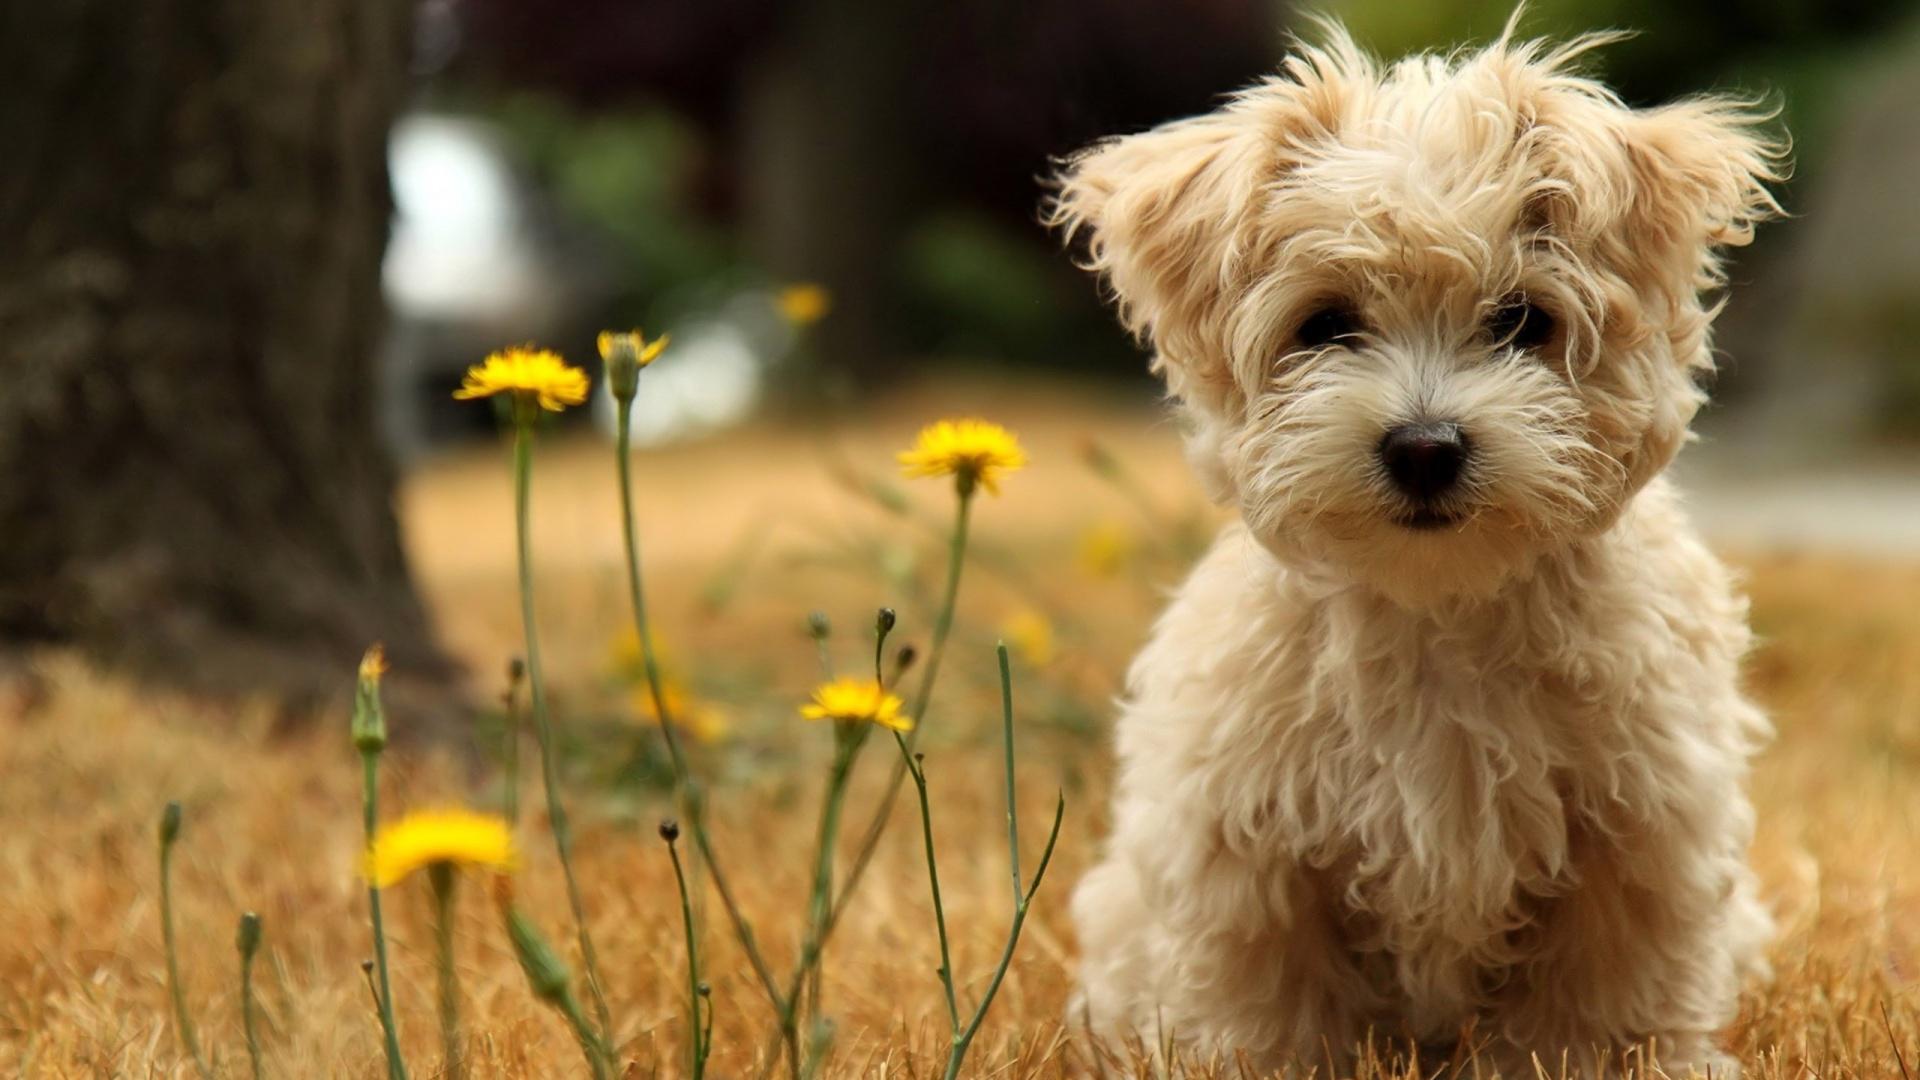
[1074,803,1374,1072]
[1487,825,1769,1078]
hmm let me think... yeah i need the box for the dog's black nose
[1380,422,1467,501]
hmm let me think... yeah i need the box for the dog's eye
[1295,305,1362,349]
[1486,296,1555,351]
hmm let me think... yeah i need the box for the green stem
[907,488,973,732]
[944,809,1065,1080]
[513,417,616,1047]
[503,662,524,827]
[361,754,409,1080]
[555,986,615,1080]
[899,738,960,1033]
[777,737,860,1078]
[665,835,707,1080]
[756,489,976,1076]
[941,652,1067,1080]
[614,395,788,1026]
[239,925,264,1080]
[158,808,213,1080]
[430,865,462,1080]
[614,405,691,782]
[997,646,1022,906]
[817,488,974,953]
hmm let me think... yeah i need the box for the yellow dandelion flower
[1002,609,1056,667]
[608,628,651,677]
[799,677,912,732]
[362,808,517,889]
[775,283,831,326]
[359,642,388,682]
[596,330,670,368]
[1077,519,1136,579]
[897,418,1027,495]
[635,683,730,745]
[452,346,591,412]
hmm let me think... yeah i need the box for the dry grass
[3,376,1918,1078]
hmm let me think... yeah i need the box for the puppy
[1050,19,1783,1077]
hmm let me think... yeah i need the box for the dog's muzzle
[1380,421,1468,529]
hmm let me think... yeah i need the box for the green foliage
[905,212,1068,344]
[493,95,733,309]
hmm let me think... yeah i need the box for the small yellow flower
[897,418,1027,495]
[363,808,517,889]
[359,642,388,682]
[453,346,590,412]
[1002,609,1056,667]
[635,683,730,745]
[608,629,648,676]
[775,283,831,326]
[596,330,670,368]
[799,677,912,732]
[1077,520,1136,579]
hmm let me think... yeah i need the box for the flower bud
[351,643,389,753]
[506,907,573,1004]
[658,819,681,843]
[1077,436,1122,479]
[597,330,669,403]
[806,612,831,640]
[876,608,897,636]
[159,801,183,846]
[236,912,263,959]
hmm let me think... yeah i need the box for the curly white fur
[1049,16,1785,1077]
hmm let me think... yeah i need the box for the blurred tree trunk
[0,0,452,707]
[740,0,916,395]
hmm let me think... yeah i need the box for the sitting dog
[1050,19,1783,1077]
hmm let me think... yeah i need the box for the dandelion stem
[817,488,974,955]
[502,659,525,827]
[512,416,616,1048]
[503,902,614,1080]
[663,826,708,1080]
[158,802,213,1080]
[811,741,859,995]
[236,912,265,1080]
[998,645,1022,906]
[613,388,787,1030]
[899,739,960,1032]
[757,489,977,1074]
[556,986,615,1080]
[943,792,1062,1080]
[908,487,973,732]
[941,650,1066,1080]
[429,864,463,1080]
[613,404,692,783]
[360,754,409,1080]
[765,733,863,1079]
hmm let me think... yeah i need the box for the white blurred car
[380,111,780,454]
[380,112,606,455]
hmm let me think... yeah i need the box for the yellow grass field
[4,376,1918,1078]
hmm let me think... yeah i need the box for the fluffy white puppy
[1049,19,1784,1077]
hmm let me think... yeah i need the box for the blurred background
[3,0,1918,711]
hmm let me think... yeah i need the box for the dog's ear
[1618,98,1787,293]
[1047,113,1269,401]
[1544,95,1786,495]
[1047,39,1362,404]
